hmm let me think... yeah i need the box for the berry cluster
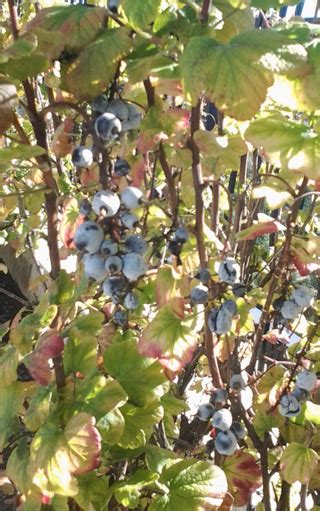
[68,94,151,325]
[188,257,242,336]
[279,369,318,418]
[71,97,142,170]
[197,384,247,457]
[280,284,314,320]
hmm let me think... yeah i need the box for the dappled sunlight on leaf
[222,450,262,506]
[138,298,199,374]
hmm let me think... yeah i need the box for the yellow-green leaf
[30,412,101,496]
[0,383,26,450]
[27,5,107,53]
[280,442,318,484]
[0,345,22,385]
[180,35,273,120]
[245,113,320,180]
[62,27,132,100]
[122,0,161,31]
[138,297,198,374]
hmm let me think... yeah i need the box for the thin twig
[0,286,29,306]
[38,101,91,124]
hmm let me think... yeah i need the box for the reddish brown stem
[200,0,211,22]
[143,78,179,224]
[211,180,219,234]
[7,0,19,39]
[158,143,179,225]
[189,101,207,268]
[7,0,65,391]
[189,100,222,388]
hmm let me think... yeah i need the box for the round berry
[83,254,108,282]
[105,255,123,274]
[72,146,93,168]
[101,239,118,256]
[92,190,120,217]
[211,409,233,431]
[197,403,215,422]
[279,394,301,418]
[296,370,317,391]
[190,284,209,304]
[74,221,104,254]
[215,430,238,456]
[121,186,144,209]
[94,113,122,142]
[114,158,130,176]
[218,257,240,284]
[230,374,247,392]
[123,291,139,310]
[125,235,148,255]
[122,253,147,281]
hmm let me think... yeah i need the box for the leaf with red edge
[290,248,320,276]
[30,412,101,496]
[236,214,286,241]
[130,155,147,188]
[28,330,64,386]
[222,451,262,507]
[263,329,290,345]
[155,265,184,307]
[52,118,73,158]
[59,197,84,249]
[138,298,198,374]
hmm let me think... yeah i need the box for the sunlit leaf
[7,438,33,496]
[31,412,101,496]
[97,408,125,445]
[145,445,178,474]
[0,345,22,385]
[76,373,128,418]
[300,401,320,426]
[114,469,159,509]
[75,473,111,511]
[0,53,49,81]
[118,401,163,449]
[28,330,64,386]
[245,113,320,180]
[62,27,132,100]
[64,326,97,376]
[0,382,26,449]
[149,458,228,511]
[253,401,285,438]
[104,339,167,406]
[0,144,46,165]
[222,451,262,507]
[27,5,107,53]
[280,442,318,484]
[294,39,320,111]
[24,385,52,431]
[122,0,161,31]
[138,297,198,374]
[252,185,292,209]
[236,215,286,241]
[181,35,271,119]
[252,0,302,8]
